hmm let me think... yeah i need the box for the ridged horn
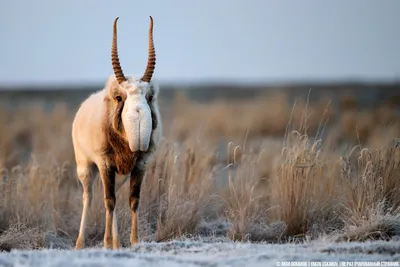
[111,17,127,84]
[141,16,156,82]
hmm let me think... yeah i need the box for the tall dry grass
[0,90,400,251]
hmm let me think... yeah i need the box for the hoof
[130,237,139,246]
[104,237,113,249]
[113,238,121,250]
[75,239,85,250]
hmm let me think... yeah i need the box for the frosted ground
[1,239,400,267]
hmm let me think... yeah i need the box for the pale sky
[0,0,399,86]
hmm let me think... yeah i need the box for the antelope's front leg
[129,164,146,245]
[99,166,116,249]
[75,163,96,250]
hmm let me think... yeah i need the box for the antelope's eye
[116,96,122,102]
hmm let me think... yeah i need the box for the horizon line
[1,76,400,91]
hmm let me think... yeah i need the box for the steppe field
[0,83,400,266]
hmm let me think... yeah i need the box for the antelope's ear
[105,75,121,98]
[149,83,159,97]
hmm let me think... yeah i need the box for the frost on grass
[1,240,400,266]
[0,224,43,252]
[336,207,400,242]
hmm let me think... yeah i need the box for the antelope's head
[106,16,157,153]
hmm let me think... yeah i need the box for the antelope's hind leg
[75,162,96,250]
[129,165,145,245]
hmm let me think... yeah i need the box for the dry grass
[0,89,399,250]
[170,91,335,141]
